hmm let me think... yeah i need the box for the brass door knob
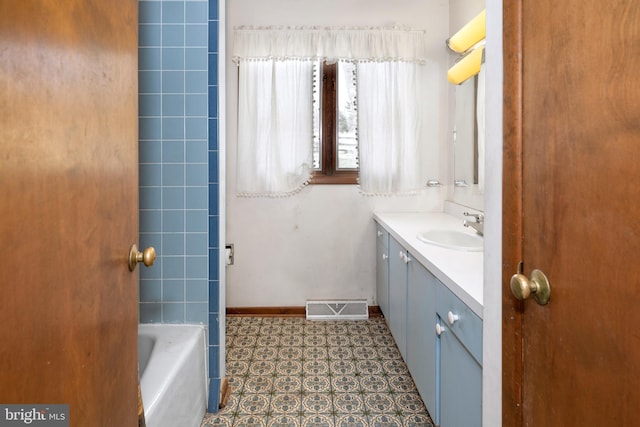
[510,268,551,305]
[129,244,156,272]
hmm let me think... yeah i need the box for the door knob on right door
[510,268,551,305]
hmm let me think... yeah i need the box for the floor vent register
[305,300,369,320]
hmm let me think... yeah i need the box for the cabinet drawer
[436,282,482,365]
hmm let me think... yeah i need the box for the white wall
[225,0,451,307]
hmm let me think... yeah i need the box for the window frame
[310,62,359,185]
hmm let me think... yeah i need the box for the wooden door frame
[502,0,524,425]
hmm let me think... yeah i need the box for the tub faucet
[463,212,484,236]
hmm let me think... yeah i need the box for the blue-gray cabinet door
[388,237,408,360]
[407,260,438,421]
[440,322,482,427]
[375,225,390,317]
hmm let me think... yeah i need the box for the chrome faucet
[463,212,484,236]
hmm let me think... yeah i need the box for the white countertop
[374,212,484,318]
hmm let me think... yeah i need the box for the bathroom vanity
[374,211,483,427]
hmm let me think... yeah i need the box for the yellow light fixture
[447,46,484,85]
[446,9,486,54]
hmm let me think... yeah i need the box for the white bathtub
[138,324,208,427]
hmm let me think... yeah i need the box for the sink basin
[416,229,483,251]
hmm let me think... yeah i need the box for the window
[311,61,359,184]
[233,26,433,196]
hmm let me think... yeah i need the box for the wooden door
[503,0,640,425]
[0,1,139,426]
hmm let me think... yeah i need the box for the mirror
[450,0,485,210]
[454,76,478,186]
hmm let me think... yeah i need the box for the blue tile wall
[138,0,221,410]
[139,0,211,323]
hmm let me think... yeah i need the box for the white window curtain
[233,26,430,64]
[236,59,314,196]
[233,26,433,197]
[356,61,431,195]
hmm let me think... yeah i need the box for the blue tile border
[208,377,221,413]
[207,0,222,409]
[208,0,218,20]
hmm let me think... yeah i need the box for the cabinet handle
[436,323,445,336]
[377,230,383,237]
[382,253,388,261]
[448,311,459,325]
[404,254,411,264]
[399,251,405,261]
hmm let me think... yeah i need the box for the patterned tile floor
[201,316,434,427]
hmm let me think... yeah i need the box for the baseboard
[369,305,383,318]
[226,306,383,318]
[226,306,306,317]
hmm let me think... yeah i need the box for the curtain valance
[232,26,430,64]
